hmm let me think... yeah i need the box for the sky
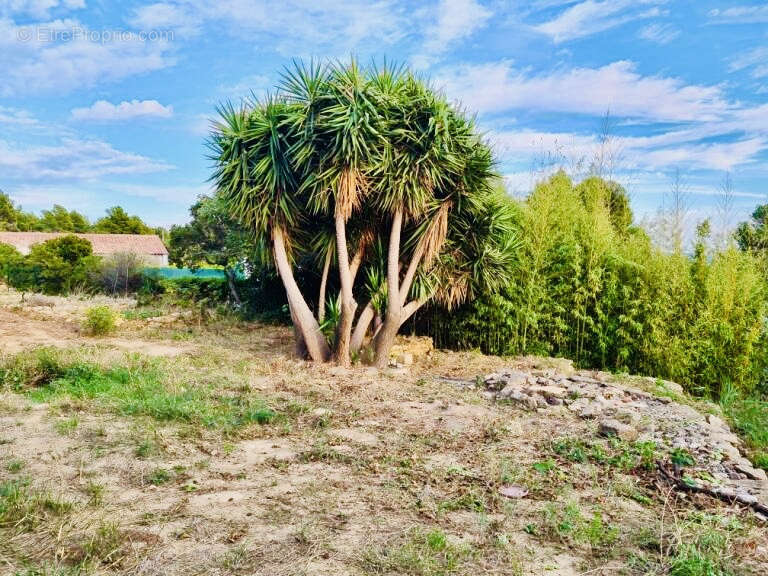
[0,0,767,233]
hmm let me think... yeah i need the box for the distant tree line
[0,190,159,235]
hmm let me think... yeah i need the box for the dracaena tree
[210,59,516,367]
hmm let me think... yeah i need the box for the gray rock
[599,419,639,442]
[486,369,529,391]
[501,389,537,410]
[735,461,768,482]
[707,414,728,430]
[569,374,598,384]
[529,385,568,399]
[736,491,758,505]
[579,403,603,419]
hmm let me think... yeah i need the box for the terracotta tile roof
[0,232,168,256]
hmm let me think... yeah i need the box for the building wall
[145,254,169,266]
[93,252,168,266]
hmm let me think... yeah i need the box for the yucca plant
[211,59,516,366]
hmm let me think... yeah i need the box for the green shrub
[138,272,290,322]
[0,242,22,284]
[83,306,117,336]
[0,347,68,391]
[6,235,99,295]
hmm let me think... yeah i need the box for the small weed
[135,437,159,459]
[438,490,486,514]
[671,447,695,467]
[299,442,354,465]
[540,502,618,553]
[551,436,658,473]
[220,544,253,572]
[552,437,587,462]
[55,417,79,436]
[148,467,172,485]
[79,521,123,566]
[523,523,537,535]
[533,459,557,474]
[84,481,105,506]
[6,458,24,472]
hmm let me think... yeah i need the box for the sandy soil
[0,293,766,576]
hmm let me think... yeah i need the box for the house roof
[0,232,168,256]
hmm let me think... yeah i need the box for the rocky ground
[472,366,768,520]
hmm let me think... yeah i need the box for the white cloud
[491,125,768,173]
[709,5,768,24]
[534,0,665,43]
[729,46,768,79]
[0,137,173,180]
[0,105,39,126]
[71,99,173,122]
[0,17,175,96]
[130,0,406,55]
[0,0,84,18]
[439,60,730,122]
[417,0,491,65]
[638,22,679,44]
[638,138,767,171]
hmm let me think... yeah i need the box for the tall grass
[420,171,768,400]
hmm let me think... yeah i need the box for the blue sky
[1,0,767,236]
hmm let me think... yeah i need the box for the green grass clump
[666,512,744,576]
[362,528,471,575]
[538,502,619,553]
[720,390,768,469]
[2,351,276,432]
[82,306,117,336]
[55,417,79,436]
[122,308,162,320]
[0,479,73,534]
[551,436,658,472]
[1,347,68,391]
[148,468,171,486]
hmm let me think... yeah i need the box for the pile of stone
[480,368,768,519]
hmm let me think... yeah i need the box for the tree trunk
[374,210,404,368]
[224,268,242,306]
[289,303,308,359]
[350,300,375,353]
[334,212,356,366]
[317,248,332,323]
[374,316,400,368]
[273,226,331,362]
[372,299,427,368]
[399,244,424,304]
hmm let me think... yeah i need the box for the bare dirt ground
[1,292,766,575]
